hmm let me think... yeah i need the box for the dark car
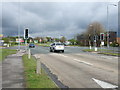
[29,43,35,48]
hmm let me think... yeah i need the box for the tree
[87,22,106,46]
[2,37,10,43]
[86,22,105,38]
[76,22,106,46]
[76,33,88,46]
[68,39,77,45]
[60,36,66,43]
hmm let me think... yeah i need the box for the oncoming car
[29,43,35,48]
[50,42,64,53]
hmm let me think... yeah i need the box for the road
[32,46,118,88]
[7,46,118,88]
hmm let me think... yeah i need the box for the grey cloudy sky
[1,1,118,39]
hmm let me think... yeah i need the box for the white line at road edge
[73,59,93,66]
[50,53,68,58]
[59,54,68,58]
[92,78,118,89]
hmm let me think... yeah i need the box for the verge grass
[0,49,17,61]
[36,44,50,47]
[82,49,112,52]
[22,54,58,88]
[98,52,120,56]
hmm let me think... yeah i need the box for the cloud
[2,2,118,39]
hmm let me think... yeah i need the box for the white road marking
[114,57,118,59]
[49,53,68,58]
[100,56,113,59]
[73,59,93,66]
[49,53,59,55]
[74,59,80,62]
[50,53,93,66]
[92,78,118,89]
[59,54,68,57]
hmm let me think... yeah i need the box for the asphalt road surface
[32,46,118,88]
[7,46,118,88]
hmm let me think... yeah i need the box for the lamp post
[18,2,21,51]
[107,4,117,48]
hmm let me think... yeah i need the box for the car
[29,43,35,48]
[50,42,64,53]
[3,43,7,47]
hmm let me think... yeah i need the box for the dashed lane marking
[73,59,93,66]
[50,53,93,66]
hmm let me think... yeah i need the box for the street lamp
[107,4,117,48]
[18,2,21,51]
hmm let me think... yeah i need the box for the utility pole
[18,2,21,51]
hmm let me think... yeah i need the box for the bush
[110,42,119,47]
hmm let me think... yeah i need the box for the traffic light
[24,28,29,39]
[100,33,104,41]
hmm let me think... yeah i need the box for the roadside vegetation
[83,49,119,56]
[98,52,120,56]
[36,43,50,47]
[82,49,112,52]
[22,54,58,88]
[0,49,17,61]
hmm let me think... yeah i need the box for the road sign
[39,39,42,42]
[101,41,104,46]
[94,40,96,42]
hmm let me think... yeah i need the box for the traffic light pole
[89,34,91,50]
[25,39,27,51]
[94,35,97,51]
[89,40,91,49]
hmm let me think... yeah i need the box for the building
[108,31,117,44]
[116,37,120,45]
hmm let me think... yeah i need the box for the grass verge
[98,52,120,56]
[82,49,112,52]
[0,49,17,61]
[36,44,50,47]
[22,54,58,88]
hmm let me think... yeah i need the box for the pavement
[1,50,26,88]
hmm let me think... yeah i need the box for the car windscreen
[30,44,34,45]
[56,43,64,45]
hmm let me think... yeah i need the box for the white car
[50,42,64,53]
